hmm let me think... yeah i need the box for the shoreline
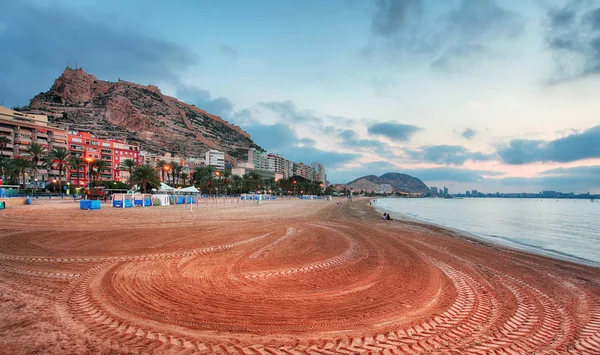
[1,198,599,353]
[371,197,600,269]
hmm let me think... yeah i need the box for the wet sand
[0,198,598,354]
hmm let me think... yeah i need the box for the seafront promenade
[0,198,598,354]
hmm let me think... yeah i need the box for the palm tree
[26,143,46,185]
[41,155,54,188]
[180,172,188,186]
[231,175,242,194]
[156,159,168,182]
[170,162,180,186]
[0,135,10,180]
[68,155,84,187]
[49,148,69,191]
[10,158,33,188]
[91,160,109,186]
[129,165,161,193]
[120,158,137,185]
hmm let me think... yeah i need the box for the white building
[205,149,225,170]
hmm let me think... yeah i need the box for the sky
[1,0,599,193]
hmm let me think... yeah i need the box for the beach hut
[177,186,199,204]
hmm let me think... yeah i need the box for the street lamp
[163,164,171,183]
[34,178,38,193]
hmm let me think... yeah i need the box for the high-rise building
[205,149,225,170]
[471,190,478,196]
[444,187,448,196]
[311,162,326,183]
[0,106,68,185]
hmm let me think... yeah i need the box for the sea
[375,197,600,267]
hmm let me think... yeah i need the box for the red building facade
[67,132,140,186]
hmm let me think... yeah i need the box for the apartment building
[311,162,326,184]
[0,106,68,184]
[205,149,225,170]
[68,132,140,185]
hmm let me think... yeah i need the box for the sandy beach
[0,197,599,354]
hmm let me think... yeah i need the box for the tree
[26,143,46,185]
[174,163,183,186]
[192,166,215,185]
[129,165,161,193]
[10,158,33,188]
[0,135,10,180]
[169,162,180,186]
[120,158,137,187]
[48,148,69,191]
[120,158,136,175]
[156,159,168,182]
[41,155,54,186]
[231,175,242,194]
[180,172,188,186]
[91,160,108,186]
[68,155,84,187]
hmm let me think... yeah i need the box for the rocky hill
[26,68,260,161]
[346,173,430,194]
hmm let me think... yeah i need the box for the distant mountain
[25,68,261,161]
[346,173,430,194]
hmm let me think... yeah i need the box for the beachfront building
[0,106,68,186]
[251,149,270,170]
[139,151,183,168]
[241,148,325,182]
[205,149,225,170]
[68,132,141,186]
[311,162,326,184]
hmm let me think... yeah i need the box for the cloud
[368,0,524,70]
[405,145,495,165]
[371,0,422,37]
[176,85,234,118]
[486,165,600,193]
[297,137,317,147]
[243,121,361,169]
[410,167,503,183]
[497,125,600,164]
[0,1,199,107]
[283,147,361,169]
[220,45,239,60]
[461,128,477,139]
[338,129,389,150]
[368,122,422,141]
[244,122,299,151]
[259,100,324,126]
[545,2,600,81]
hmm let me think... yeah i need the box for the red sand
[0,198,598,354]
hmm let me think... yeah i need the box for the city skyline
[1,0,599,193]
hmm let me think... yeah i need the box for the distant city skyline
[1,0,599,192]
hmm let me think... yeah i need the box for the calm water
[376,198,600,267]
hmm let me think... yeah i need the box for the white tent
[178,186,199,193]
[159,182,175,192]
